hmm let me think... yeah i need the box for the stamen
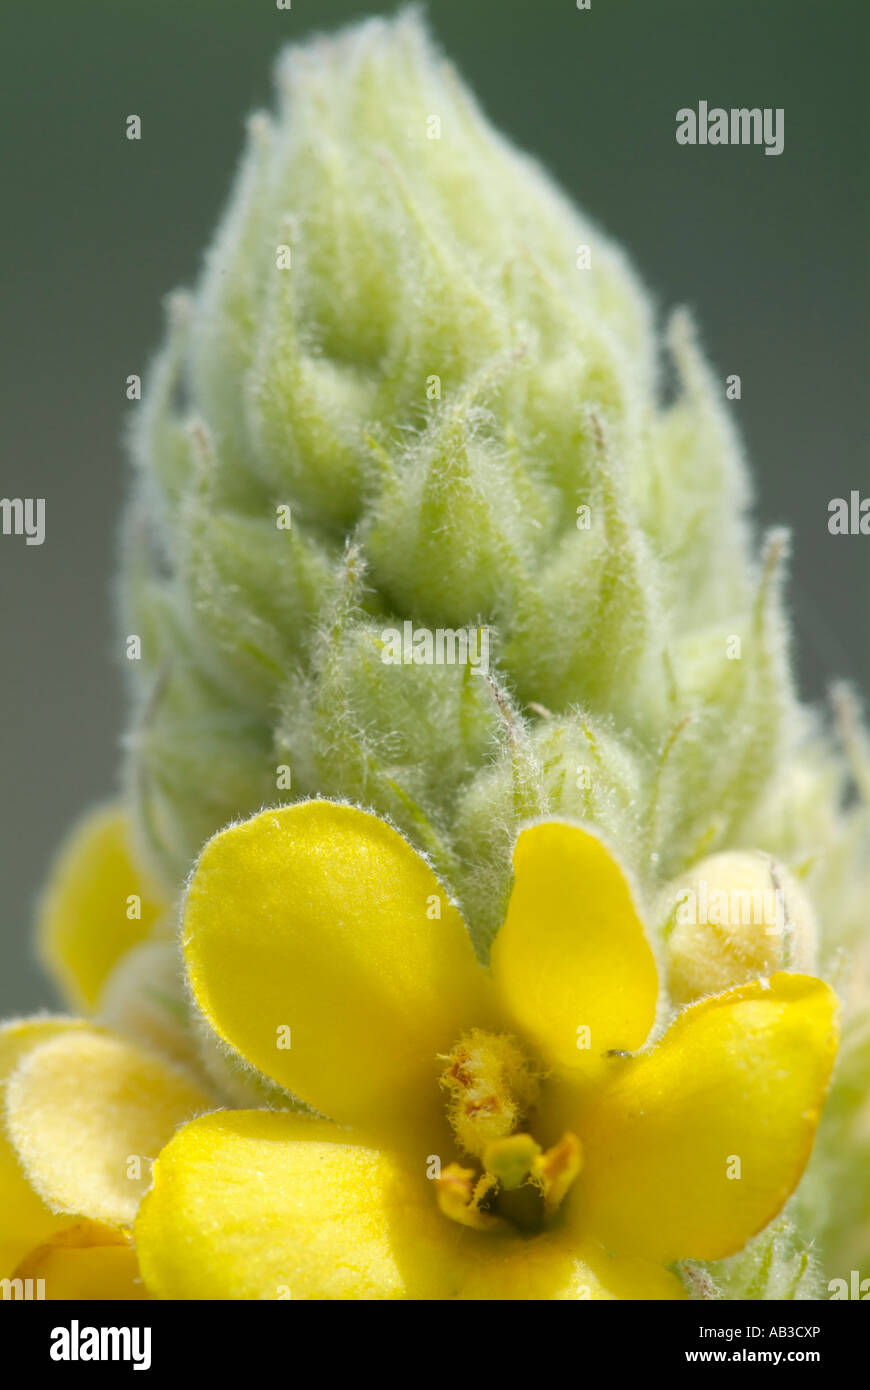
[439,1029,541,1158]
[435,1163,505,1231]
[531,1132,584,1214]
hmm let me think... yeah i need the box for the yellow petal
[5,1029,214,1229]
[491,822,658,1075]
[0,1016,89,1275]
[183,801,494,1134]
[135,1109,685,1300]
[13,1221,147,1301]
[578,973,839,1261]
[37,803,168,1012]
[137,1109,456,1300]
[455,1237,687,1301]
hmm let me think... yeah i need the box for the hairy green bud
[123,12,782,897]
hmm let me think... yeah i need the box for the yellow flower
[1,801,215,1298]
[35,801,204,1074]
[37,802,169,1014]
[0,1018,214,1298]
[133,801,840,1300]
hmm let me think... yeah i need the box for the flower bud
[121,11,790,905]
[661,850,818,1004]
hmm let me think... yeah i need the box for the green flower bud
[683,1217,825,1302]
[97,940,198,1073]
[121,11,792,912]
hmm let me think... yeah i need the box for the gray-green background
[2,0,867,1013]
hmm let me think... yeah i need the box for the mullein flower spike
[122,11,782,922]
[117,9,870,1295]
[3,10,868,1300]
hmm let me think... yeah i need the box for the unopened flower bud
[661,850,818,1004]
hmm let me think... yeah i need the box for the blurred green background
[1,0,867,1013]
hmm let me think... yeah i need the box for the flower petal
[13,1221,147,1300]
[0,1017,86,1274]
[135,1109,685,1300]
[37,803,168,1012]
[453,1236,687,1301]
[183,801,494,1133]
[5,1030,214,1229]
[136,1110,443,1300]
[491,822,658,1075]
[577,973,839,1261]
[572,1247,687,1301]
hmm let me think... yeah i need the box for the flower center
[435,1029,582,1235]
